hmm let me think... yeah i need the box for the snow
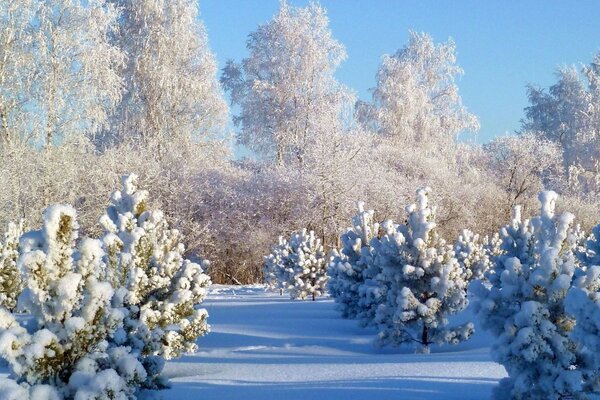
[0,284,506,399]
[107,284,507,399]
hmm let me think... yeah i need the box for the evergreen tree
[0,220,24,311]
[375,188,473,352]
[328,202,379,318]
[264,229,328,301]
[100,174,211,387]
[264,236,291,295]
[471,191,589,400]
[0,205,143,399]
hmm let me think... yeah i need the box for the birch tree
[221,0,354,167]
[31,0,124,147]
[108,0,228,147]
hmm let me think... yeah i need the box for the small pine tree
[0,221,25,311]
[328,202,379,318]
[288,229,328,301]
[0,205,142,399]
[454,229,491,283]
[264,236,291,295]
[100,174,211,387]
[265,229,328,301]
[375,188,473,352]
[471,191,589,400]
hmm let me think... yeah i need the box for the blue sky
[200,0,600,143]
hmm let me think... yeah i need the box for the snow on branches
[0,205,142,399]
[471,191,590,400]
[374,188,473,352]
[264,229,328,300]
[328,202,379,318]
[100,174,211,386]
[0,220,24,311]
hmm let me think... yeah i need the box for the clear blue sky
[200,0,600,143]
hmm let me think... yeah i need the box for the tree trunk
[420,325,430,353]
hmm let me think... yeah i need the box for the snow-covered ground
[0,285,506,399]
[160,285,506,400]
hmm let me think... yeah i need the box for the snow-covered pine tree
[454,229,491,283]
[328,202,379,318]
[353,219,391,327]
[264,236,291,295]
[0,205,144,399]
[100,174,211,387]
[471,191,589,400]
[0,221,24,311]
[280,229,328,300]
[375,188,473,353]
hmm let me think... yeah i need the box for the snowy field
[154,285,505,400]
[0,285,506,399]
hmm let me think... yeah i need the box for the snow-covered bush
[264,236,291,295]
[0,205,143,399]
[0,221,24,311]
[454,229,492,282]
[328,202,379,318]
[471,191,590,400]
[374,188,473,352]
[265,229,328,300]
[100,174,211,387]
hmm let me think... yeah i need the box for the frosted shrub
[374,188,473,352]
[0,221,24,311]
[328,202,379,318]
[454,229,492,282]
[265,229,328,300]
[100,174,211,387]
[264,236,291,295]
[471,192,590,400]
[0,205,142,399]
[565,223,600,396]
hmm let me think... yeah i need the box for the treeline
[1,1,600,283]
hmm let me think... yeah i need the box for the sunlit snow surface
[159,285,505,400]
[0,285,505,399]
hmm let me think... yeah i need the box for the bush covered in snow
[264,229,328,300]
[328,202,379,318]
[373,188,473,352]
[0,220,24,311]
[0,175,212,398]
[264,236,291,295]
[471,191,592,400]
[100,174,211,387]
[0,205,143,399]
[454,229,492,282]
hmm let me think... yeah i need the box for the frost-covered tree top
[32,0,124,147]
[221,0,354,166]
[0,0,35,146]
[100,174,211,363]
[375,188,473,351]
[522,54,600,194]
[484,132,564,217]
[471,191,588,400]
[109,0,228,146]
[358,31,479,152]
